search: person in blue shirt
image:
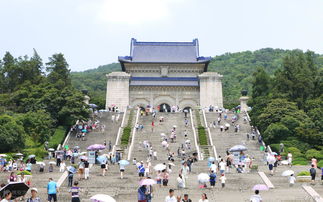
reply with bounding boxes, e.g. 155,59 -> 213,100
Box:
138,161 -> 145,178
137,185 -> 147,202
47,178 -> 58,202
209,170 -> 217,188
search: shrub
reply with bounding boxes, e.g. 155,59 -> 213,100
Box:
121,127 -> 131,145
292,160 -> 308,166
197,125 -> 208,145
318,161 -> 323,168
17,170 -> 32,175
297,171 -> 310,176
48,126 -> 67,149
305,149 -> 321,160
270,144 -> 280,153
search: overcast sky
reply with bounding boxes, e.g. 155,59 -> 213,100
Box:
0,0 -> 322,71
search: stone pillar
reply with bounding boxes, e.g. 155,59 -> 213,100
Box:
198,72 -> 223,108
106,72 -> 130,112
240,96 -> 249,112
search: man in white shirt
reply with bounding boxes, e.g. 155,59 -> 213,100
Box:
210,162 -> 217,173
250,190 -> 262,202
289,174 -> 296,186
219,159 -> 226,174
165,189 -> 177,202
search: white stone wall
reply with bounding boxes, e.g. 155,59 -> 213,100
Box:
106,72 -> 130,112
199,72 -> 223,108
129,86 -> 199,109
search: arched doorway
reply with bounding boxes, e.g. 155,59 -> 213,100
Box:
159,103 -> 171,112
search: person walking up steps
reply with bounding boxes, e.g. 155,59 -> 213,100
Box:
220,173 -> 226,188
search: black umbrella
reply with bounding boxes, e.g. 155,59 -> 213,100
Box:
0,182 -> 29,199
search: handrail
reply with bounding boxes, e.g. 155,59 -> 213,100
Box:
127,107 -> 140,160
112,109 -> 128,154
202,109 -> 218,160
189,109 -> 201,160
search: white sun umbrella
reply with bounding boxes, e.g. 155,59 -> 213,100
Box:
49,161 -> 56,165
282,170 -> 294,177
0,154 -> 7,157
198,173 -> 210,183
36,162 -> 46,166
154,164 -> 167,171
168,162 -> 175,166
229,145 -> 248,152
90,194 -> 116,202
160,133 -> 166,137
173,125 -> 177,128
281,160 -> 289,165
267,155 -> 276,164
225,123 -> 230,127
162,141 -> 168,146
15,153 -> 23,156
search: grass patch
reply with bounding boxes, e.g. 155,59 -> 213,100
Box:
292,160 -> 308,166
198,125 -> 208,145
297,171 -> 310,176
48,126 -> 67,149
121,110 -> 134,146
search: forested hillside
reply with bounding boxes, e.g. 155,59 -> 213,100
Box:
71,48 -> 323,108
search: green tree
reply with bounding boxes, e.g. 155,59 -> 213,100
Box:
251,67 -> 271,99
263,123 -> 290,143
0,114 -> 26,152
46,53 -> 71,88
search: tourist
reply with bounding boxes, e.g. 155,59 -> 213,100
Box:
153,151 -> 157,160
1,190 -> 12,202
268,162 -> 274,176
310,164 -> 316,183
156,170 -> 162,187
101,158 -> 107,176
181,194 -> 192,202
8,172 -> 16,183
219,159 -> 226,174
162,170 -> 169,186
119,161 -> 125,179
78,160 -> 85,180
184,119 -> 189,127
69,181 -> 81,202
26,188 -> 41,202
138,161 -> 145,178
321,167 -> 323,184
289,174 -> 296,187
198,193 -> 209,202
146,183 -> 153,202
39,163 -> 44,173
177,174 -> 185,189
47,178 -> 58,202
220,173 -> 226,188
311,156 -> 317,168
165,189 -> 177,202
137,185 -> 147,202
209,170 -> 216,188
181,162 -> 190,179
49,163 -> 54,172
26,161 -> 32,172
84,160 -> 90,180
287,152 -> 292,167
68,171 -> 74,187
210,162 -> 217,173
59,161 -> 66,172
250,190 -> 262,202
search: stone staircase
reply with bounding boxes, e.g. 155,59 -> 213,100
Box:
205,111 -> 264,165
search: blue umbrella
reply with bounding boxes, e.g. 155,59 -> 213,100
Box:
82,129 -> 87,133
208,157 -> 215,162
96,155 -> 107,164
118,160 -> 129,166
73,153 -> 79,157
67,166 -> 76,173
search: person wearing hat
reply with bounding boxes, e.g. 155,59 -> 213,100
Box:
26,188 -> 41,202
1,190 -> 12,202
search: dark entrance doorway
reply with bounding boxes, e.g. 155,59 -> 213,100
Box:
159,103 -> 171,112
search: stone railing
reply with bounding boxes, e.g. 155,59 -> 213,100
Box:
127,107 -> 140,160
189,109 -> 201,160
202,109 -> 218,160
112,109 -> 128,154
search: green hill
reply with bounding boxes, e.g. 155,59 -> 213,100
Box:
71,48 -> 323,108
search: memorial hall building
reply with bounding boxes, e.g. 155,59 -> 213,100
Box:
105,38 -> 223,112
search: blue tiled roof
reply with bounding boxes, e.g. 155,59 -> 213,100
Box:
129,77 -> 199,87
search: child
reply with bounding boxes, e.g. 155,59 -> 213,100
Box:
220,173 -> 226,188
289,174 -> 296,187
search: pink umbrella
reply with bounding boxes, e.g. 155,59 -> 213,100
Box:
140,179 -> 156,186
87,144 -> 106,151
252,184 -> 269,191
